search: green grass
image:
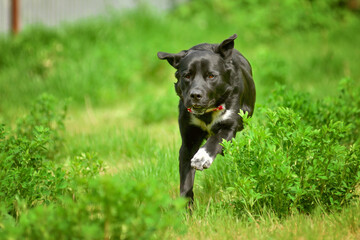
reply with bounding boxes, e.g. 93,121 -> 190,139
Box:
178,203 -> 360,239
1,0 -> 360,239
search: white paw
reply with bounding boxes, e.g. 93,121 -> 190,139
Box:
191,148 -> 214,171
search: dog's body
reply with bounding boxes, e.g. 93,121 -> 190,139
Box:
158,34 -> 256,202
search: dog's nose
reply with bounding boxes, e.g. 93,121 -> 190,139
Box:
190,90 -> 203,101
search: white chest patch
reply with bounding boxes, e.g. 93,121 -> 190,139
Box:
190,108 -> 234,134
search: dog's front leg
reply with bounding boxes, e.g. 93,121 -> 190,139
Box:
179,126 -> 206,203
191,127 -> 236,171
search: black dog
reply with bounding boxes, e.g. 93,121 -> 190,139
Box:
157,34 -> 256,202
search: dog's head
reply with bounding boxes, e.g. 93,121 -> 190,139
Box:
158,34 -> 237,115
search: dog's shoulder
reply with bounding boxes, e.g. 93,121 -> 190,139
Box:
231,49 -> 252,74
230,50 -> 256,117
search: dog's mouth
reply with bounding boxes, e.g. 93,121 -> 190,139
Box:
188,105 -> 207,115
186,99 -> 218,115
187,102 -> 223,115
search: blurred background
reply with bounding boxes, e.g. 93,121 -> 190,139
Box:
0,0 -> 186,33
0,0 -> 359,122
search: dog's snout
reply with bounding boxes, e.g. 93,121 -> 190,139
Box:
190,89 -> 203,101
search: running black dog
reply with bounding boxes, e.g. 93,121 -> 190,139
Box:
157,34 -> 256,202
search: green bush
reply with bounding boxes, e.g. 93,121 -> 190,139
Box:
0,94 -> 186,238
0,94 -> 68,217
0,176 -> 186,240
15,94 -> 67,157
214,81 -> 360,217
269,78 -> 360,144
0,94 -> 104,218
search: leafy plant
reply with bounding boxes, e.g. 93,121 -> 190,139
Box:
15,93 -> 68,158
221,109 -> 359,217
0,176 -> 186,240
269,78 -> 360,145
0,95 -> 68,218
0,93 -> 186,239
209,81 -> 360,217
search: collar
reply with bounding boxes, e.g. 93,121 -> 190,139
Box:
187,104 -> 224,114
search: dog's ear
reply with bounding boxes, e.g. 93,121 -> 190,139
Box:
157,50 -> 187,69
216,34 -> 237,60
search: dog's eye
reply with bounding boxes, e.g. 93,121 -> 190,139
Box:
207,74 -> 215,79
184,73 -> 191,79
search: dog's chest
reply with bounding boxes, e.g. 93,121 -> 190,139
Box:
190,110 -> 232,134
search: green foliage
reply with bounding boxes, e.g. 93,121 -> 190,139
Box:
0,94 -> 103,219
0,176 -> 186,240
0,95 -> 68,217
0,94 -> 186,239
174,0 -> 350,34
269,78 -> 360,144
216,82 -> 360,217
1,0 -> 359,118
136,86 -> 179,124
15,94 -> 67,157
68,152 -> 104,180
255,49 -> 289,85
0,9 -> 175,110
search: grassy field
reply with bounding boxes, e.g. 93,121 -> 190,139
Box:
1,1 -> 360,239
